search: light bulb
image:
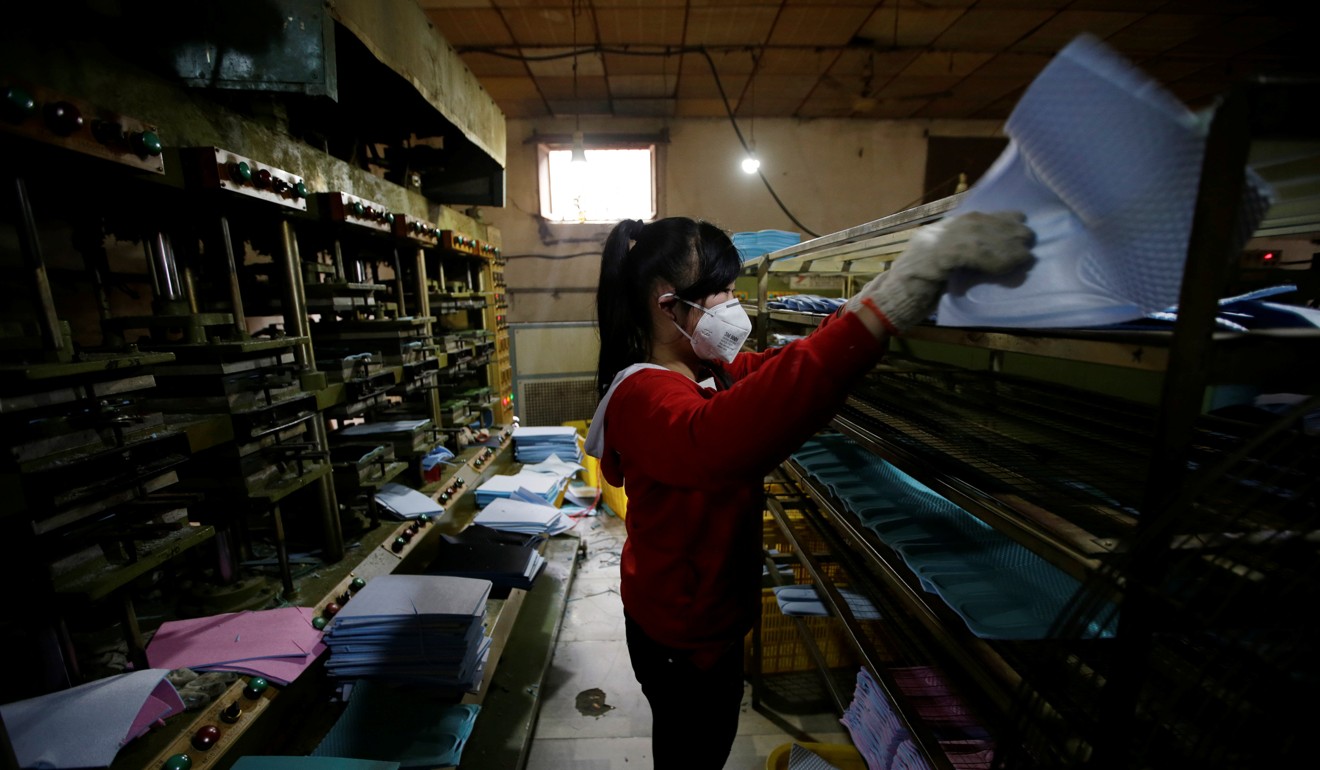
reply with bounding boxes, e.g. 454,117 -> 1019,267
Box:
741,155 -> 760,174
571,131 -> 587,163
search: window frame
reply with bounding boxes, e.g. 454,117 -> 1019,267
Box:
536,138 -> 660,224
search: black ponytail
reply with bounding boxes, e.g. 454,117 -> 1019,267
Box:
595,217 -> 741,398
596,219 -> 647,397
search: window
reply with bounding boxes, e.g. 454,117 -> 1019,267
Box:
538,141 -> 657,223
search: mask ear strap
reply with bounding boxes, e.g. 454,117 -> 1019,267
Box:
660,293 -> 701,317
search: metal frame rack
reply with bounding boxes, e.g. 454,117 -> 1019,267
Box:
742,80 -> 1319,769
0,70 -> 525,770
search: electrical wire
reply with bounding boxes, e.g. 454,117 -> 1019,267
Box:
460,44 -> 820,237
694,47 -> 819,237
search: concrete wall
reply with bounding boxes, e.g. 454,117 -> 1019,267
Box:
479,115 -> 1003,383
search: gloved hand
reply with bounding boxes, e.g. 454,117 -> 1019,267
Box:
847,210 -> 1035,334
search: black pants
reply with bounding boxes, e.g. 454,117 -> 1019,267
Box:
625,614 -> 746,770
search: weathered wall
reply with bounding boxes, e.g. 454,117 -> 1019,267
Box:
483,115 -> 1002,328
477,115 -> 1003,390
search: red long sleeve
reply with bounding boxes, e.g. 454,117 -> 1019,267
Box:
599,311 -> 885,655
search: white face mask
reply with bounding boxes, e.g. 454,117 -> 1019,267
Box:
662,294 -> 753,364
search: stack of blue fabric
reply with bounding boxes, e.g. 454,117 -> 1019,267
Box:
473,494 -> 574,537
766,294 -> 845,313
512,426 -> 581,463
425,524 -> 548,597
312,680 -> 480,769
792,433 -> 1118,640
1127,284 -> 1320,332
374,483 -> 442,520
772,584 -> 881,620
473,471 -> 565,509
321,575 -> 492,695
731,229 -> 801,262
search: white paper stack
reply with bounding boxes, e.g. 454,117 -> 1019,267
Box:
512,425 -> 581,464
375,482 -> 443,520
520,453 -> 585,481
321,575 -> 493,694
473,496 -> 575,536
473,470 -> 565,508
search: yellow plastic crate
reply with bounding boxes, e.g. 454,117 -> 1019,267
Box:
748,588 -> 858,675
570,419 -> 628,520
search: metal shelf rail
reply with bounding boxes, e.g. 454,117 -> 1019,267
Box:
751,79 -> 1320,769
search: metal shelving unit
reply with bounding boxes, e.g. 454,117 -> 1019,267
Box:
747,80 -> 1320,769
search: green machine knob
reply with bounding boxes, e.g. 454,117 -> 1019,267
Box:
293,181 -> 307,199
132,130 -> 162,157
242,676 -> 269,699
228,161 -> 252,184
2,86 -> 36,124
162,754 -> 192,770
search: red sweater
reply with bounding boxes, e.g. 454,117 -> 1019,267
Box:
597,311 -> 886,663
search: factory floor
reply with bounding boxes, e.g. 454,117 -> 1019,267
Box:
524,509 -> 852,770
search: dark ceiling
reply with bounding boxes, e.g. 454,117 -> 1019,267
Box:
417,1 -> 1311,123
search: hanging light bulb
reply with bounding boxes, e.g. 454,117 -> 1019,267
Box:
570,0 -> 587,164
567,1 -> 588,165
571,130 -> 587,164
741,58 -> 760,175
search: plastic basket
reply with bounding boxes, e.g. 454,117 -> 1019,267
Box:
766,741 -> 867,770
761,511 -> 842,587
751,507 -> 864,714
750,588 -> 858,675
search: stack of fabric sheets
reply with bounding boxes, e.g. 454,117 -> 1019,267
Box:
473,469 -> 565,508
0,669 -> 185,769
772,584 -> 881,621
840,666 -> 993,770
791,434 -> 1118,640
311,680 -> 481,769
145,606 -> 327,685
472,494 -> 574,536
731,229 -> 801,262
321,575 -> 493,695
765,294 -> 845,314
511,425 -> 580,463
374,482 -> 443,520
424,524 -> 547,598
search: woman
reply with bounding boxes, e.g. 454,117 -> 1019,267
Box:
585,213 -> 1032,768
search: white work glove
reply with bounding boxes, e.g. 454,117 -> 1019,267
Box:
846,210 -> 1034,333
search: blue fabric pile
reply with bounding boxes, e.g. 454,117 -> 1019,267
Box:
766,295 -> 845,313
792,433 -> 1118,640
731,229 -> 801,262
